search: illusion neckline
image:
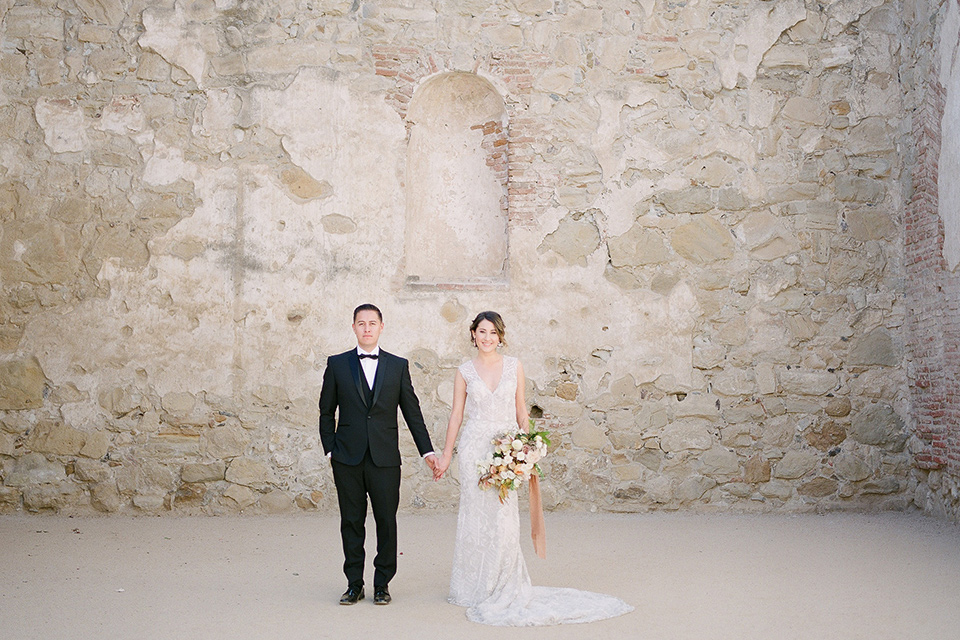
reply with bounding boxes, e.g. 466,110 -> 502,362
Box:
470,357 -> 505,395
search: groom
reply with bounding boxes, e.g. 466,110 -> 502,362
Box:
319,304 -> 436,605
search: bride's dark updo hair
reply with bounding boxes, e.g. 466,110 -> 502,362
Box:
469,311 -> 506,347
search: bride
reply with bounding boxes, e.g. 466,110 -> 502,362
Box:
433,311 -> 633,626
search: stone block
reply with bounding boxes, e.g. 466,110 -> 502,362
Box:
571,424 -> 608,450
672,394 -> 720,419
724,483 -> 754,498
846,208 -> 896,242
778,369 -> 838,396
607,225 -> 671,267
743,455 -> 771,483
88,47 -> 130,77
223,484 -> 258,509
515,0 -> 553,14
676,476 -> 716,502
756,363 -> 777,395
862,477 -> 899,495
116,460 -> 178,496
74,459 -> 112,483
225,457 -> 275,490
295,492 -> 322,510
0,432 -> 15,456
660,420 -> 714,452
635,448 -> 663,471
0,356 -> 46,410
762,45 -> 810,68
26,421 -> 86,456
613,464 -> 642,482
317,214 -> 358,236
833,452 -> 872,481
718,317 -> 748,346
651,50 -> 688,72
9,214 -> 84,281
173,482 -> 206,507
781,97 -> 827,125
0,486 -> 21,507
137,52 -> 170,81
739,211 -> 800,260
804,421 -> 846,451
75,0 -> 127,25
555,382 -> 578,401
259,489 -> 295,513
23,483 -> 81,512
773,450 -> 818,479
835,176 -> 885,203
848,329 -> 898,367
658,187 -> 713,214
77,24 -> 114,44
281,166 -> 332,201
846,117 -> 896,155
850,403 -> 906,452
537,67 -> 575,94
3,8 -> 64,40
539,212 -> 601,266
717,188 -> 749,211
784,200 -> 838,230
699,447 -> 740,477
711,369 -> 757,396
80,431 -> 110,459
132,493 -> 165,512
90,481 -> 121,512
162,391 -> 196,415
181,461 -> 226,483
202,425 -> 250,459
798,476 -> 837,497
670,216 -> 734,264
825,397 -> 852,417
5,453 -> 65,486
759,480 -> 794,500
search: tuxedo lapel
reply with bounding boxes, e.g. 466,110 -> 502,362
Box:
370,354 -> 386,408
347,351 -> 369,407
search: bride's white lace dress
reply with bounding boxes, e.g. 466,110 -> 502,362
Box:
448,356 -> 633,626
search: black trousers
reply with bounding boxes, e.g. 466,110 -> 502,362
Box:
331,450 -> 401,588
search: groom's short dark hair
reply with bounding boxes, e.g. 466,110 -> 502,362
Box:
353,303 -> 382,322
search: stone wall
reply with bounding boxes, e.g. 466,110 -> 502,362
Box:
904,0 -> 960,521
0,0 -> 915,516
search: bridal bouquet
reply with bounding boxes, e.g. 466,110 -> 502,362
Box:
477,421 -> 551,504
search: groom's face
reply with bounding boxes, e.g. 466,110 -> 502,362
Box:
353,310 -> 383,350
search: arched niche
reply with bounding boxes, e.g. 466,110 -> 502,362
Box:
404,72 -> 509,287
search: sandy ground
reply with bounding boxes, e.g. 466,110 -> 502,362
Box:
2,511 -> 958,640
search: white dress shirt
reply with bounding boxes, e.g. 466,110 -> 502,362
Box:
357,345 -> 379,389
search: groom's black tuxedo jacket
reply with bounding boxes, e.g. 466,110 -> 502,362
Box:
318,349 -> 433,467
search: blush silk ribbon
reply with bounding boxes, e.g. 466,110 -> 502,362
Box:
529,474 -> 546,559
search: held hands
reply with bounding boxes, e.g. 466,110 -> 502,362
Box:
432,453 -> 451,481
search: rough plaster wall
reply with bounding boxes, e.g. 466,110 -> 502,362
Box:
0,0 -> 917,516
940,0 -> 960,270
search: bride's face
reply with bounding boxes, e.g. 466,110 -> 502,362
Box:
472,319 -> 500,353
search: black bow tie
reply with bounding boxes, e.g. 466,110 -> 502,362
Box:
359,353 -> 378,360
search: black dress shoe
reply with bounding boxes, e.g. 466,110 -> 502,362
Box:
339,586 -> 364,605
373,585 -> 391,605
